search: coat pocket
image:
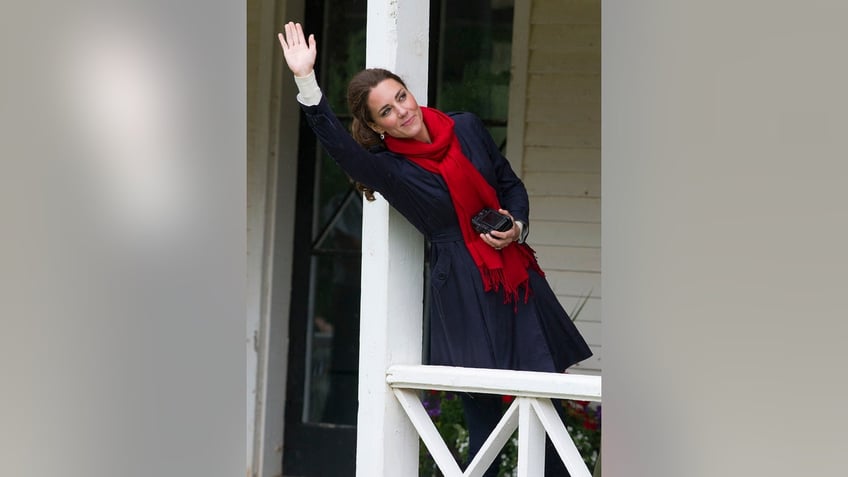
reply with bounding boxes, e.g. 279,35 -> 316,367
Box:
429,252 -> 452,320
429,251 -> 452,291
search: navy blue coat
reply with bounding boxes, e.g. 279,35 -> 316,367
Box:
302,96 -> 592,372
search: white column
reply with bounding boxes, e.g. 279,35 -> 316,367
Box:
517,398 -> 547,477
355,1 -> 430,476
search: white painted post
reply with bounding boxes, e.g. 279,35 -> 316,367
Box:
393,388 -> 463,477
517,398 -> 547,477
531,399 -> 592,477
355,1 -> 430,476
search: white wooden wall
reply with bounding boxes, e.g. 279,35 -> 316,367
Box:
246,0 -> 301,475
511,0 -> 602,374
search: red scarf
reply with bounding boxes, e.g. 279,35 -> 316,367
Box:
385,107 -> 544,304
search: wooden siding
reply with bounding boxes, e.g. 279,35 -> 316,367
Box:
521,0 -> 601,374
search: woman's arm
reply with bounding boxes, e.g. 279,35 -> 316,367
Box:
471,114 -> 531,245
278,22 -> 396,192
300,96 -> 398,192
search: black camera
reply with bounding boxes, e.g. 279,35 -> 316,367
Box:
471,208 -> 513,234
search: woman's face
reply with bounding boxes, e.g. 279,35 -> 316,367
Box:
366,79 -> 428,142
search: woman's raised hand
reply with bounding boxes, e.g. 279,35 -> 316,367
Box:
278,22 -> 317,77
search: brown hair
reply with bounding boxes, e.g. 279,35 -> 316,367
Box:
346,68 -> 408,201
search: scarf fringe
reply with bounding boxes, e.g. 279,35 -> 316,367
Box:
481,266 -> 533,308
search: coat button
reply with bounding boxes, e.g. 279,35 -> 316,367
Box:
438,273 -> 446,280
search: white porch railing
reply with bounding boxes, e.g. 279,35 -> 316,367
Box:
386,365 -> 602,477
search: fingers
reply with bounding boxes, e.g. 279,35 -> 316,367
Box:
496,208 -> 515,227
278,22 -> 318,76
279,22 -> 307,49
486,231 -> 512,246
476,208 -> 520,251
295,22 -> 305,44
289,22 -> 302,45
479,232 -> 511,251
285,22 -> 297,48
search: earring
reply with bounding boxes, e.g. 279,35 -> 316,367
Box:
380,132 -> 385,140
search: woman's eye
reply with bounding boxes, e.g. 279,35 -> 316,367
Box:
399,92 -> 406,101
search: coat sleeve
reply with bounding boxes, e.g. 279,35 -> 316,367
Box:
299,96 -> 397,194
467,113 -> 531,224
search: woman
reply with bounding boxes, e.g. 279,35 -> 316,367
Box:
279,22 -> 592,476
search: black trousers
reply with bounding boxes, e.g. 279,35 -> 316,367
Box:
460,393 -> 571,477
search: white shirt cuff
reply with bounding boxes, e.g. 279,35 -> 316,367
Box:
294,71 -> 323,106
515,220 -> 529,244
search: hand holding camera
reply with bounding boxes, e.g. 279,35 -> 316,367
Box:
473,208 -> 522,251
472,208 -> 514,234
